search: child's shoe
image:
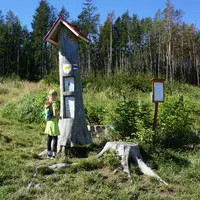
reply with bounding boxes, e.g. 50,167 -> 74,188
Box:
47,151 -> 52,159
51,152 -> 56,159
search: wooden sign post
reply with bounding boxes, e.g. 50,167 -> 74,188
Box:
44,17 -> 92,150
151,78 -> 165,131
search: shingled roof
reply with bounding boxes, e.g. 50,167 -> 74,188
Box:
44,16 -> 89,46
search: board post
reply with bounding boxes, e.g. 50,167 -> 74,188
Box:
153,102 -> 159,131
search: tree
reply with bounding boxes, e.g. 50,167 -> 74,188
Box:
163,0 -> 183,81
59,6 -> 70,21
0,10 -> 6,76
77,0 -> 100,74
32,0 -> 51,79
5,11 -> 22,76
98,19 -> 111,75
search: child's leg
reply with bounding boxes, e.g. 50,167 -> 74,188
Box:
52,136 -> 58,157
47,135 -> 52,156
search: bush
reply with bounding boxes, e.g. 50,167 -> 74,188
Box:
157,97 -> 197,148
106,99 -> 153,144
44,67 -> 59,85
84,103 -> 105,125
1,91 -> 47,123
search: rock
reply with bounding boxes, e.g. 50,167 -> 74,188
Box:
49,163 -> 69,171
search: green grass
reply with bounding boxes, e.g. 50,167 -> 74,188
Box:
0,76 -> 200,199
1,130 -> 199,200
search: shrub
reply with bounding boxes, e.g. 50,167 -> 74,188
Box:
157,96 -> 196,148
84,103 -> 105,124
106,99 -> 153,144
108,99 -> 139,138
83,89 -> 116,125
1,91 -> 47,123
44,67 -> 59,85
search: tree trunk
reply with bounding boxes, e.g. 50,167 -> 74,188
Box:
58,28 -> 92,149
196,57 -> 200,86
17,48 -> 20,76
97,142 -> 168,185
109,23 -> 112,75
87,45 -> 91,74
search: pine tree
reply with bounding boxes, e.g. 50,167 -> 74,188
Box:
0,10 -> 5,76
77,0 -> 100,74
32,0 -> 51,79
59,6 -> 70,21
5,11 -> 22,76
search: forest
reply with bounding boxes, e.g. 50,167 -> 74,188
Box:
0,0 -> 200,85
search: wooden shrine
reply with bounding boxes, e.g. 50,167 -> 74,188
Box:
44,16 -> 92,148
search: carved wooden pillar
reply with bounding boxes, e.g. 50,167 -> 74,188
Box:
44,17 -> 92,149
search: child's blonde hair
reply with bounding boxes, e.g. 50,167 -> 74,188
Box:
49,90 -> 58,96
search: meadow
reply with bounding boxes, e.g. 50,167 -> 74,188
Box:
0,74 -> 200,200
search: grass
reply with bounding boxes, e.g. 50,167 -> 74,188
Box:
0,76 -> 200,199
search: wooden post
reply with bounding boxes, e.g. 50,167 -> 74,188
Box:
44,17 -> 92,150
153,102 -> 159,131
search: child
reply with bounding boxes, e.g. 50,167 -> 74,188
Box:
44,90 -> 61,159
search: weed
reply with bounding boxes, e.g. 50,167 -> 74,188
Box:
66,158 -> 103,173
103,149 -> 121,170
37,165 -> 54,175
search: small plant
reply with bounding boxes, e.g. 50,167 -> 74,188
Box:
0,88 -> 9,94
103,149 -> 121,170
66,158 -> 103,173
37,165 -> 54,175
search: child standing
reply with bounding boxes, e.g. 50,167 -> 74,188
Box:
44,90 -> 61,159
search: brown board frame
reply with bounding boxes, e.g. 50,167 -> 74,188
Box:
151,78 -> 165,103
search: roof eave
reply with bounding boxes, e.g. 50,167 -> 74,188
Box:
44,17 -> 89,44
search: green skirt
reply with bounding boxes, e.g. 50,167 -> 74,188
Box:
44,117 -> 60,136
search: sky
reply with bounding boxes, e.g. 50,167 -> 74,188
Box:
0,0 -> 200,31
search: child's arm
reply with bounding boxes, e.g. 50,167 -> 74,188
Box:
52,103 -> 62,119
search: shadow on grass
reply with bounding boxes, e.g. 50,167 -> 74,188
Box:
159,150 -> 190,167
140,147 -> 190,169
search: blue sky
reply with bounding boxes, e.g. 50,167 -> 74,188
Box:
1,0 -> 200,30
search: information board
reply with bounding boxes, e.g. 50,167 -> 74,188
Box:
153,82 -> 164,102
64,77 -> 74,92
64,96 -> 75,118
